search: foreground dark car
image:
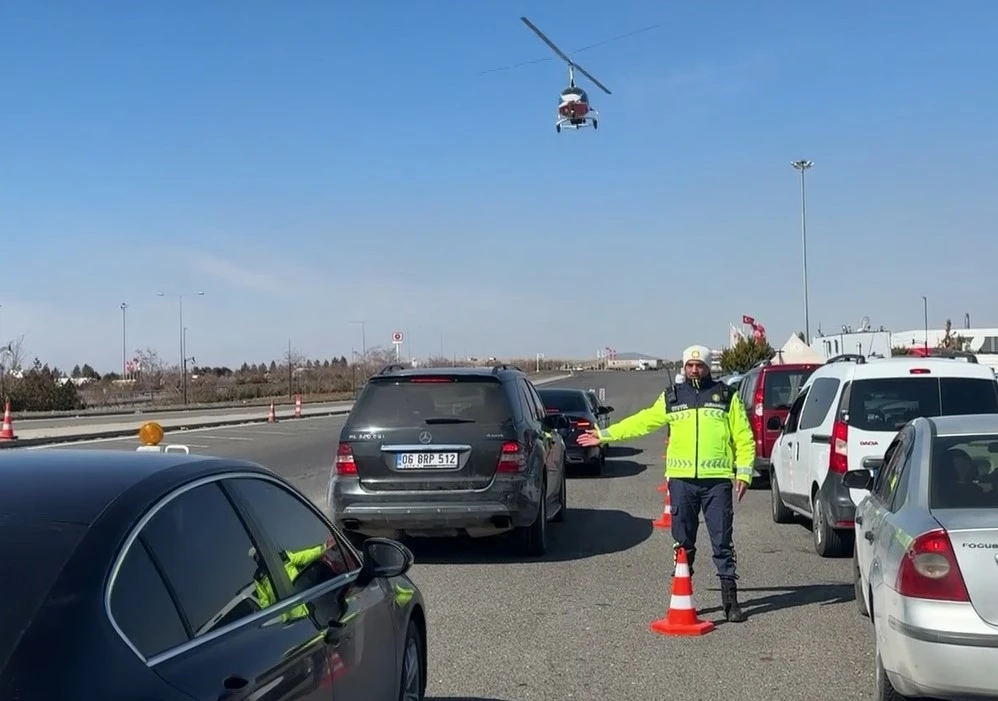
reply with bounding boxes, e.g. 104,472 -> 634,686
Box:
0,449 -> 426,701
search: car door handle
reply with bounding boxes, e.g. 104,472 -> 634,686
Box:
324,619 -> 352,645
863,531 -> 874,543
218,676 -> 250,701
855,515 -> 864,526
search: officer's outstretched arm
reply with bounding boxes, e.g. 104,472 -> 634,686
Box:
596,393 -> 670,443
286,545 -> 325,568
728,393 -> 757,485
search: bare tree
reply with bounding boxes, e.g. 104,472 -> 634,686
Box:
133,347 -> 168,388
2,335 -> 26,373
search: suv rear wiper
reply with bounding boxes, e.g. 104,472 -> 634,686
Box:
424,417 -> 476,424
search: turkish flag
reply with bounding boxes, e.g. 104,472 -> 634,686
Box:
742,315 -> 755,325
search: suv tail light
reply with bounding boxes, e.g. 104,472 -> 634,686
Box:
752,382 -> 764,433
829,420 -> 849,474
496,441 -> 526,473
336,442 -> 358,476
896,529 -> 969,602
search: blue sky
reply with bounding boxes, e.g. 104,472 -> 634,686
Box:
3,1 -> 998,372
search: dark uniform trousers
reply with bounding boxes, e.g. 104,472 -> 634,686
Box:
670,477 -> 737,579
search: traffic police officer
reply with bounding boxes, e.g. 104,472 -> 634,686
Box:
578,344 -> 756,623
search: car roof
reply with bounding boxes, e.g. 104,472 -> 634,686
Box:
536,387 -> 585,395
0,450 -> 251,526
812,356 -> 996,381
371,366 -> 518,379
927,414 -> 998,436
757,363 -> 821,373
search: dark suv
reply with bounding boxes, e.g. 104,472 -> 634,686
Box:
327,364 -> 568,556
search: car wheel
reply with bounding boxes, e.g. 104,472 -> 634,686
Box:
874,642 -> 906,701
854,549 -> 870,617
812,492 -> 851,558
515,482 -> 547,557
399,619 -> 425,701
770,473 -> 795,524
552,468 -> 567,523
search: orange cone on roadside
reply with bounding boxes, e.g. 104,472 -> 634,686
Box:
267,402 -> 278,423
294,393 -> 302,418
652,482 -> 672,529
650,547 -> 715,637
0,401 -> 16,441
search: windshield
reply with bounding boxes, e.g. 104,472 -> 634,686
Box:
763,370 -> 814,409
0,518 -> 86,672
849,377 -> 998,432
537,390 -> 590,414
930,434 -> 998,509
348,377 -> 511,426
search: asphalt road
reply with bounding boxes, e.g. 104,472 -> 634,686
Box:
38,371 -> 875,700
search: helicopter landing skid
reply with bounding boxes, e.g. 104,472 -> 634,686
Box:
555,113 -> 599,133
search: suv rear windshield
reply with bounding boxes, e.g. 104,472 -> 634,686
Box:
763,369 -> 815,409
537,390 -> 589,414
348,376 -> 511,426
929,434 -> 998,509
1,518 -> 86,672
848,377 -> 998,432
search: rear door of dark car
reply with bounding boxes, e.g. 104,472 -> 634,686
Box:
759,366 -> 818,458
343,374 -> 517,491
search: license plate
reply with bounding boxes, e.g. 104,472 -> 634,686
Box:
395,452 -> 459,469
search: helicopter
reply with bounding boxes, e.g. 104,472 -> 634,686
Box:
520,17 -> 612,133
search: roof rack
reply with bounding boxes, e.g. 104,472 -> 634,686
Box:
826,354 -> 867,365
920,349 -> 979,364
377,363 -> 408,375
491,364 -> 523,374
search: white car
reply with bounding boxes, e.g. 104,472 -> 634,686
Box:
770,353 -> 998,556
843,414 -> 998,700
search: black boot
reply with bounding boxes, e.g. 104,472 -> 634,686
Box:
720,579 -> 746,623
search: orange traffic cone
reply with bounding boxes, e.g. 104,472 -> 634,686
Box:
0,401 -> 16,441
657,479 -> 669,493
652,483 -> 672,528
650,547 -> 715,637
267,402 -> 278,423
294,393 -> 302,419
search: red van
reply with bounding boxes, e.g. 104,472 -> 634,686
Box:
737,360 -> 820,480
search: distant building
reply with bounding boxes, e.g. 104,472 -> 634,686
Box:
811,330 -> 893,360
606,351 -> 663,371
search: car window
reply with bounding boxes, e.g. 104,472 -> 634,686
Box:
783,388 -> 809,433
228,478 -> 359,584
348,377 -> 512,427
110,539 -> 190,658
929,434 -> 998,509
740,371 -> 759,408
585,392 -> 600,411
523,380 -> 548,421
1,520 -> 87,670
762,369 -> 815,409
536,390 -> 590,414
139,483 -> 272,638
848,377 -> 998,432
798,377 -> 841,431
873,435 -> 906,505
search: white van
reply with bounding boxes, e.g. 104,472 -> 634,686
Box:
769,353 -> 998,557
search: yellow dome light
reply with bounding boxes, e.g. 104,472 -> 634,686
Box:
138,421 -> 165,446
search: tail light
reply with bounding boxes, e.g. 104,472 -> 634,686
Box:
496,441 -> 526,473
336,442 -> 358,476
571,419 -> 592,429
545,408 -> 560,414
896,529 -> 969,602
752,383 -> 764,433
409,377 -> 454,383
909,368 -> 931,375
829,420 -> 849,474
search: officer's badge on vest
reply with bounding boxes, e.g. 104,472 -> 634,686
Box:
712,394 -> 720,402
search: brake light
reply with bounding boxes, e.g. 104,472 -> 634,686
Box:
336,442 -> 358,476
545,408 -> 560,414
752,383 -> 764,432
496,441 -> 526,473
409,377 -> 454,383
829,420 -> 849,474
571,419 -> 592,428
896,530 -> 969,602
909,368 -> 931,375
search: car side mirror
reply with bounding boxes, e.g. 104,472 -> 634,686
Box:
361,538 -> 413,580
766,416 -> 783,431
842,469 -> 873,491
600,405 -> 614,414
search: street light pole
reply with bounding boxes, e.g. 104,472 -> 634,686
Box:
922,296 -> 929,354
791,159 -> 814,343
120,302 -> 128,378
159,291 -> 204,405
350,320 -> 367,364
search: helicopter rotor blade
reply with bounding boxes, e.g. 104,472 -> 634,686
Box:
573,61 -> 612,95
520,17 -> 574,67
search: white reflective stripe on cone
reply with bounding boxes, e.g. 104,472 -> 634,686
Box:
674,563 -> 690,578
669,594 -> 694,609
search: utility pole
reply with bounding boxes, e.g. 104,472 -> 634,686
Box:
791,159 -> 814,342
350,320 -> 367,365
922,296 -> 929,354
120,302 -> 128,378
287,338 -> 294,400
158,291 -> 204,405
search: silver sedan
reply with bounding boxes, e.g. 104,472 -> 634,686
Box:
843,414 -> 998,701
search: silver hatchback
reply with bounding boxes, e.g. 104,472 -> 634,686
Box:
844,414 -> 998,700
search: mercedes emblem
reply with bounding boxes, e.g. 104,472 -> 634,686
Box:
418,431 -> 432,444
